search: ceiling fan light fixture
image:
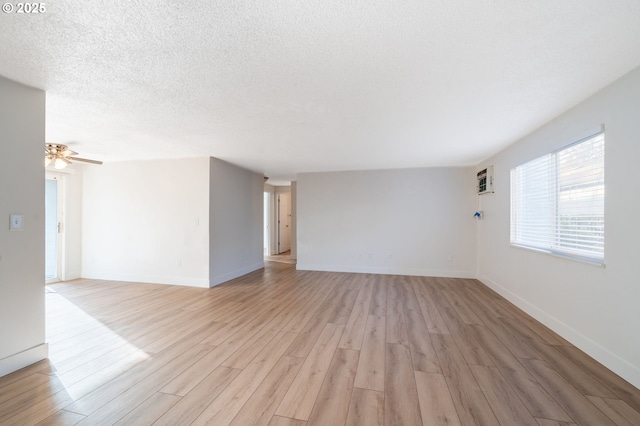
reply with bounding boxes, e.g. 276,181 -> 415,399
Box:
45,143 -> 102,168
54,157 -> 68,169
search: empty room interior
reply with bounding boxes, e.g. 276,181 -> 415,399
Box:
1,1 -> 640,425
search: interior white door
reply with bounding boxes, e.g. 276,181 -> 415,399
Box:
278,193 -> 291,254
45,177 -> 62,282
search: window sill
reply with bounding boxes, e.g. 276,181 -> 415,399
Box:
510,243 -> 605,268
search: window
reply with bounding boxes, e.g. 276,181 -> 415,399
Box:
510,132 -> 605,264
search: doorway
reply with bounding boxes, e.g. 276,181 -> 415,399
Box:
277,192 -> 291,254
45,175 -> 64,283
264,185 -> 295,264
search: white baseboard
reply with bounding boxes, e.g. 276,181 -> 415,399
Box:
477,273 -> 640,390
210,262 -> 265,287
0,343 -> 48,378
80,270 -> 211,288
295,263 -> 476,279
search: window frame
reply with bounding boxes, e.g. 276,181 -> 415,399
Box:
510,131 -> 605,266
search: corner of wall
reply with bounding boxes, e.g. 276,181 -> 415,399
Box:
476,273 -> 640,390
0,343 -> 49,378
0,75 -> 47,376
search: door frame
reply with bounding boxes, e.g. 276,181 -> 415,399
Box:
45,173 -> 66,283
264,191 -> 271,256
276,192 -> 291,254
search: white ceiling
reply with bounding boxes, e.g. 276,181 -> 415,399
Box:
1,1 -> 640,182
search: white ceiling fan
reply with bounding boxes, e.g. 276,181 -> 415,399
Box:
45,143 -> 103,169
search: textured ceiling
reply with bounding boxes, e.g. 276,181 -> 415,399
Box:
1,1 -> 640,182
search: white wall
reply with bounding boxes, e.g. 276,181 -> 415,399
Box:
297,167 -> 477,277
0,76 -> 47,376
209,158 -> 264,286
477,66 -> 640,388
81,158 -> 210,287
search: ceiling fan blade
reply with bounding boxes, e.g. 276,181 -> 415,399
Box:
60,149 -> 79,157
70,157 -> 103,165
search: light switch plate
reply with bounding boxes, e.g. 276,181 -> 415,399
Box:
10,214 -> 23,230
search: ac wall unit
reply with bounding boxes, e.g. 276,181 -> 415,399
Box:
477,166 -> 494,194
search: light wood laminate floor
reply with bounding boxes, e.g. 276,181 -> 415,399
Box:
1,262 -> 639,425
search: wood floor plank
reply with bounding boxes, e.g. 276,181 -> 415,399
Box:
486,315 -> 542,359
285,284 -> 349,358
0,360 -> 54,387
199,296 -> 283,346
60,336 -> 197,415
554,345 -> 640,414
276,323 -> 345,421
190,331 -> 298,426
281,274 -> 338,333
344,388 -> 384,426
534,418 -> 577,426
159,314 -> 275,396
353,315 -> 386,392
404,309 -> 441,373
329,287 -> 359,325
73,344 -> 212,424
221,322 -> 281,369
430,333 -> 499,426
524,335 -> 618,399
307,348 -> 359,426
441,289 -> 484,325
142,318 -> 226,354
368,277 -> 387,316
384,343 -> 422,426
586,396 -> 640,426
451,288 -> 541,361
153,367 -> 240,425
268,415 -> 308,426
229,356 -> 304,426
414,371 -> 461,426
520,357 -> 615,425
411,278 -> 450,334
385,280 -> 409,345
0,372 -> 70,424
496,300 -> 571,347
437,306 -> 494,367
33,409 -> 86,426
112,392 -> 180,425
469,324 -> 573,422
469,364 -> 538,426
0,373 -> 53,405
338,280 -> 374,350
465,285 -> 515,319
397,278 -> 422,313
46,337 -> 139,381
0,383 -> 77,426
0,348 -> 152,425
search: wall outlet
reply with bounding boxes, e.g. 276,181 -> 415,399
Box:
10,214 -> 23,230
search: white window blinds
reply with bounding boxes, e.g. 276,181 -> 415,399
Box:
510,132 -> 605,264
